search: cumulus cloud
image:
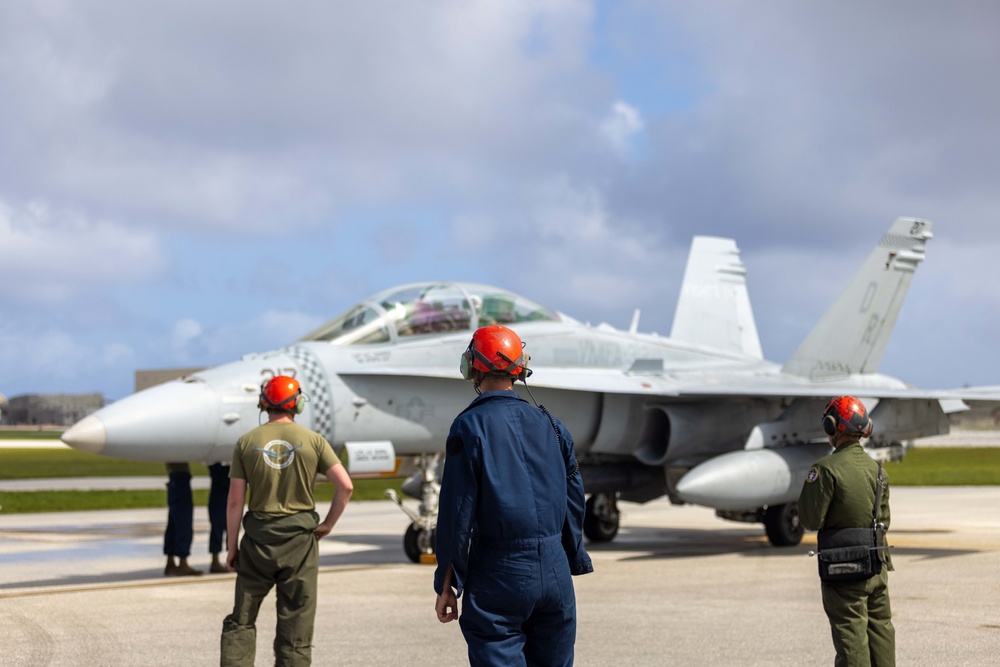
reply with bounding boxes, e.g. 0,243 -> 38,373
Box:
169,318 -> 204,361
0,0 -> 606,231
613,2 -> 1000,246
2,1 -> 999,398
169,310 -> 325,365
0,199 -> 167,303
0,324 -> 135,394
600,101 -> 644,158
451,175 -> 682,332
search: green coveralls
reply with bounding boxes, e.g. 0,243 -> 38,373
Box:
798,441 -> 895,667
220,421 -> 339,667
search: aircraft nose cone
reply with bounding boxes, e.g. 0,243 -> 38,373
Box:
61,415 -> 108,455
62,380 -> 224,462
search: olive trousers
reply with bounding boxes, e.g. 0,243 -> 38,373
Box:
221,511 -> 320,667
821,568 -> 895,667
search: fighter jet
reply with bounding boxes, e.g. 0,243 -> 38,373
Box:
62,217 -> 996,562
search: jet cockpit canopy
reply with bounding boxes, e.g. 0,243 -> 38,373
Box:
299,282 -> 562,345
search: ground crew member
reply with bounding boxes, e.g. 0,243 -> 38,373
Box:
220,375 -> 353,667
799,395 -> 895,667
207,461 -> 231,573
434,325 -> 594,666
163,462 -> 201,576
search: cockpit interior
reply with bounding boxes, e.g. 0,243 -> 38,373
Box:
299,282 -> 562,345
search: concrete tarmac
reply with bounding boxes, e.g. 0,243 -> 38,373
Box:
1,489 -> 999,666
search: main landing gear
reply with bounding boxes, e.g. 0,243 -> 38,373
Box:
716,502 -> 805,547
763,502 -> 803,547
385,453 -> 440,563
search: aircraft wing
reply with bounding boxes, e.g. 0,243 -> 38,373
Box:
341,365 -> 1000,403
341,366 -> 683,396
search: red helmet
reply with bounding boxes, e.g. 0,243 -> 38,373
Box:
259,375 -> 304,413
460,325 -> 528,380
822,395 -> 872,437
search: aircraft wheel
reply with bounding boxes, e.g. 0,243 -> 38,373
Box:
583,493 -> 620,542
764,502 -> 803,547
403,522 -> 436,563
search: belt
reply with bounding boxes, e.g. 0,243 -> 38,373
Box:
475,533 -> 561,551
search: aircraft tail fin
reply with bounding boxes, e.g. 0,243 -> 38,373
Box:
670,236 -> 763,359
782,217 -> 933,379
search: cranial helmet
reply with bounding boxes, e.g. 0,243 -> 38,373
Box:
460,325 -> 529,381
259,375 -> 305,414
822,395 -> 873,438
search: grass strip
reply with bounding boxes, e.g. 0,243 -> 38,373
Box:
0,429 -> 63,440
1,446 -> 997,514
0,479 -> 403,514
5,445 -> 1000,484
884,447 -> 1000,485
0,449 -> 205,479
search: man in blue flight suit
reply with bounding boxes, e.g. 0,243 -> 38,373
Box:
434,325 -> 594,667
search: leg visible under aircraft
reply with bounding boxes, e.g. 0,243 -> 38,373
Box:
583,493 -> 620,542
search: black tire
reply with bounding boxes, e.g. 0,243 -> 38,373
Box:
764,502 -> 804,547
583,493 -> 620,542
403,523 -> 436,563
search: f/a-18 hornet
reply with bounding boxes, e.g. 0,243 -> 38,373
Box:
63,217 -> 993,561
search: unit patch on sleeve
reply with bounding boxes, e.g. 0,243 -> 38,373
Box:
805,466 -> 819,483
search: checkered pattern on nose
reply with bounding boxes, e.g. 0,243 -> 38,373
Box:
285,345 -> 335,442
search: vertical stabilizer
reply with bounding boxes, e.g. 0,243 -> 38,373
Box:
670,236 -> 763,359
782,217 -> 932,379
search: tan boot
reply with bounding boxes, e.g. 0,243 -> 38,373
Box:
167,558 -> 203,577
164,556 -> 179,576
209,553 -> 228,573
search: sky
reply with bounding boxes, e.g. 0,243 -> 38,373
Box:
2,1 -> 999,402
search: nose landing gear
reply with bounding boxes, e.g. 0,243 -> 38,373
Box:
385,453 -> 441,563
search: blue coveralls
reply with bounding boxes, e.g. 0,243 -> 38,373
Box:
434,391 -> 594,667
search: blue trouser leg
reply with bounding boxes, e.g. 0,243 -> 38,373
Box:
164,470 -> 193,558
524,547 -> 575,667
460,539 -> 576,667
208,463 -> 231,554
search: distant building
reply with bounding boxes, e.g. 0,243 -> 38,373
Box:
1,393 -> 105,427
0,368 -> 207,427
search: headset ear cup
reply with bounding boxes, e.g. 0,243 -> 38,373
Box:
863,417 -> 873,437
822,414 -> 838,436
460,339 -> 475,380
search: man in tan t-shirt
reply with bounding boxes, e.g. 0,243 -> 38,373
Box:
220,375 -> 353,667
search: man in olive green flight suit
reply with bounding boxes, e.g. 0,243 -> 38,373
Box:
799,395 -> 894,667
220,376 -> 353,667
